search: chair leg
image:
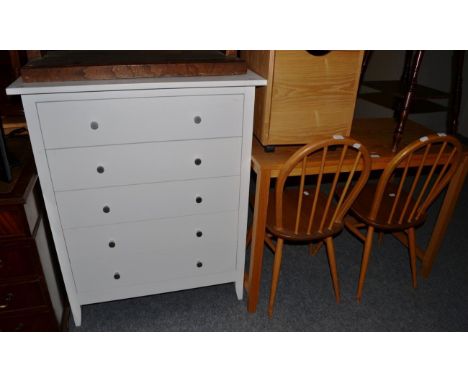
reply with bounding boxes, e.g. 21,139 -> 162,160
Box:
407,227 -> 418,289
378,232 -> 384,247
308,242 -> 323,256
268,238 -> 284,318
324,237 -> 340,303
344,215 -> 367,242
246,226 -> 252,248
357,225 -> 375,303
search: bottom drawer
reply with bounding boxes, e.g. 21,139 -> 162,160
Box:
65,211 -> 239,294
0,310 -> 58,332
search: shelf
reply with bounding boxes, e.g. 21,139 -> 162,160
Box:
362,80 -> 450,99
359,92 -> 448,114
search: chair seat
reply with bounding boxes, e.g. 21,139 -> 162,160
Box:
347,182 -> 427,231
266,187 -> 343,241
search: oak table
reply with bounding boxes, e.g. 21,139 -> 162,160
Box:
246,117 -> 468,313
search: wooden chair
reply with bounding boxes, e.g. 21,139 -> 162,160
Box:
265,136 -> 371,317
343,134 -> 463,302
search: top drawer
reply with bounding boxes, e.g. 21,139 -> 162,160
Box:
37,94 -> 244,149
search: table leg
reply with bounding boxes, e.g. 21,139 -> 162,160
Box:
246,168 -> 271,313
421,155 -> 468,278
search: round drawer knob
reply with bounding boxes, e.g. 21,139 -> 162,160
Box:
196,230 -> 203,237
194,116 -> 202,124
0,258 -> 3,268
114,272 -> 120,280
195,196 -> 203,204
194,158 -> 202,166
108,241 -> 116,248
90,121 -> 99,130
103,205 -> 111,213
196,261 -> 203,268
97,166 -> 105,174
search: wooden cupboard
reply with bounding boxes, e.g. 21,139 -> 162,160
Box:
241,50 -> 364,148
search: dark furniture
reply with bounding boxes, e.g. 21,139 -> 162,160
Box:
0,136 -> 67,331
360,51 -> 465,145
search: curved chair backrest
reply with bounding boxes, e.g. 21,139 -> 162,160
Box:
274,136 -> 371,240
369,134 -> 463,228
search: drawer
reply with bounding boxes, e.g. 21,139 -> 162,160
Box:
65,211 -> 238,294
0,241 -> 40,279
47,137 -> 242,191
0,311 -> 58,331
37,94 -> 244,149
56,176 -> 240,229
0,280 -> 48,314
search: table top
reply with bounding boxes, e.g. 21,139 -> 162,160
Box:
252,118 -> 467,177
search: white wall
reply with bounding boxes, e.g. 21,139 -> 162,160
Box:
355,50 -> 468,137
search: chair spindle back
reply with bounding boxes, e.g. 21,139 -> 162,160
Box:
274,137 -> 371,239
370,134 -> 463,227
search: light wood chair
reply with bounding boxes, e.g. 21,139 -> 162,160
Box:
265,137 -> 371,317
343,134 -> 463,302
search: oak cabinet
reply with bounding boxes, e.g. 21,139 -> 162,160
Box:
241,50 -> 364,147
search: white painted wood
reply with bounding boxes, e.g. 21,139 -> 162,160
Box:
21,95 -> 82,326
65,211 -> 238,294
46,137 -> 242,191
37,94 -> 243,149
35,218 -> 64,322
6,70 -> 267,95
9,73 -> 266,326
78,271 -> 238,305
234,87 -> 257,300
56,176 -> 240,229
23,188 -> 39,233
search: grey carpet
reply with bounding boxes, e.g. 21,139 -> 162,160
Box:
69,181 -> 468,331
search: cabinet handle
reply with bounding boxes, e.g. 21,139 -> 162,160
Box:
0,258 -> 3,269
103,205 -> 111,213
108,241 -> 116,248
114,272 -> 120,280
90,121 -> 99,130
195,196 -> 203,204
196,230 -> 203,237
196,261 -> 203,268
0,292 -> 13,309
97,166 -> 105,174
194,116 -> 202,124
194,158 -> 202,166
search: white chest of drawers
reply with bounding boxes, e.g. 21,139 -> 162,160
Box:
7,72 -> 266,326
